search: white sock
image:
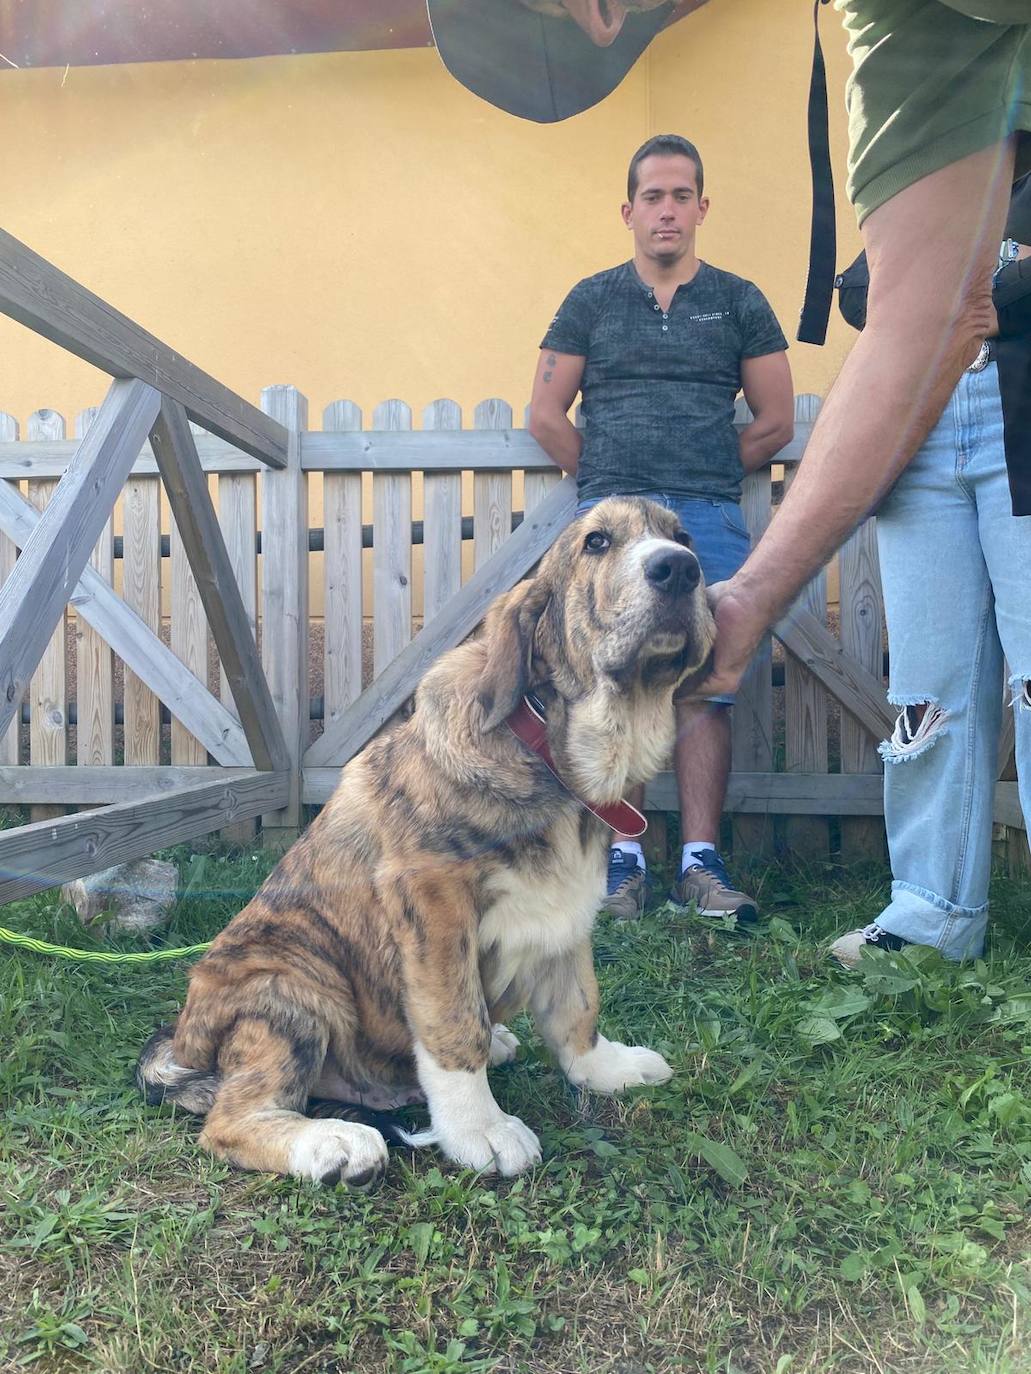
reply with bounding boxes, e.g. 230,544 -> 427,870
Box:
682,842 -> 716,872
614,840 -> 645,872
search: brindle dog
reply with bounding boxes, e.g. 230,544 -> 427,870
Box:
138,497 -> 714,1184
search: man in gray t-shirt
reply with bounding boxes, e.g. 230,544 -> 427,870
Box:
529,134 -> 793,924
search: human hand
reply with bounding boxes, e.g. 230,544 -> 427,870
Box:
689,578 -> 767,700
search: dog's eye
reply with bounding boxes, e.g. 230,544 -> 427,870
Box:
673,530 -> 693,549
583,530 -> 610,554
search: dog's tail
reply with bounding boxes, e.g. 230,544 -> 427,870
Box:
307,1098 -> 423,1149
136,1024 -> 221,1116
137,1029 -> 422,1146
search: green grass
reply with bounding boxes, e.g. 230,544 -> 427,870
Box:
2,849 -> 1031,1373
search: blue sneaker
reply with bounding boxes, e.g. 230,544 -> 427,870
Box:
601,848 -> 650,920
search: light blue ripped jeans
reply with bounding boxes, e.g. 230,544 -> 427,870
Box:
874,361 -> 1031,960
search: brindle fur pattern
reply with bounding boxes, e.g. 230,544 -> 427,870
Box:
137,498 -> 714,1183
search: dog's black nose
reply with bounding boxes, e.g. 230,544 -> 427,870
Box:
643,546 -> 701,595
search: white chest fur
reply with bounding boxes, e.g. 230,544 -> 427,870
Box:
566,684 -> 675,803
477,811 -> 605,1004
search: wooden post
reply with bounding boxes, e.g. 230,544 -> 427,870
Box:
997,691 -> 1030,877
73,407 -> 114,771
28,409 -> 68,821
151,402 -> 288,774
260,385 -> 309,845
217,456 -> 259,842
473,400 -> 514,571
322,400 -> 364,728
422,399 -> 463,623
121,470 -> 162,766
169,446 -> 209,769
0,411 -> 19,771
732,455 -> 775,860
782,399 -> 829,859
839,515 -> 886,861
372,400 -> 413,677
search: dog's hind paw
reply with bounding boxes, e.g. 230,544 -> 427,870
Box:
288,1119 -> 389,1188
441,1113 -> 542,1177
563,1037 -> 673,1095
489,1023 -> 521,1066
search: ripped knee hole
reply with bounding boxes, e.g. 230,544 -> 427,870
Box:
878,700 -> 949,764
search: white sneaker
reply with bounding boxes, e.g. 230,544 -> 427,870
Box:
829,923 -> 909,969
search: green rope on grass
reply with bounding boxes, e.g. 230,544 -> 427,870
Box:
0,924 -> 211,963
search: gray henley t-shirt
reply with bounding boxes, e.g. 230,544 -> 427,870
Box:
540,260 -> 788,504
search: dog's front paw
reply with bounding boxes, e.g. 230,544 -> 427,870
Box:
439,1113 -> 542,1176
287,1119 -> 389,1187
489,1023 -> 521,1066
564,1036 -> 673,1095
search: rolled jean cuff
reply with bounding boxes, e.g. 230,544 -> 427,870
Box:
876,880 -> 989,962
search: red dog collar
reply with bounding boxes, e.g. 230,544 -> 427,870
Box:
505,695 -> 647,839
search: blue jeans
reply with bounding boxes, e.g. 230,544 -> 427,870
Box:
874,363 -> 1031,960
574,492 -> 751,705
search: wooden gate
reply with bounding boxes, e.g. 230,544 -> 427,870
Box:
0,230 -> 292,903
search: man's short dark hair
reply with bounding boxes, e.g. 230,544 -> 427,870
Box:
627,135 -> 704,201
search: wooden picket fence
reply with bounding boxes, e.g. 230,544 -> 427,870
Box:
2,386 -> 1026,876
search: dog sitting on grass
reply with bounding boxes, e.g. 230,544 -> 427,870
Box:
137,496 -> 714,1185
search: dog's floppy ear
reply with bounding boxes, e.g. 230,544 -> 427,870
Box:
478,574 -> 552,731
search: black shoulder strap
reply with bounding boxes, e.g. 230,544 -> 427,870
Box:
797,0 -> 836,345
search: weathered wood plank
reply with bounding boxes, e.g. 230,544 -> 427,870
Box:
0,480 -> 249,765
0,412 -> 19,769
997,706 -> 1016,780
995,683 -> 1025,873
993,781 -> 1027,831
0,227 -> 287,467
524,467 -> 563,514
0,433 -> 264,480
151,400 -> 288,773
422,400 -> 463,622
217,471 -> 258,715
839,514 -> 885,859
474,400 -> 513,572
302,768 -> 1022,825
302,427 -> 545,472
304,474 -> 578,769
372,401 -> 413,676
169,474 -> 208,769
0,765 -> 259,803
300,420 -> 815,473
322,401 -> 364,726
0,769 -> 289,904
216,464 -> 259,841
782,414 -> 830,858
774,606 -> 894,743
0,381 -> 161,745
120,474 -> 162,765
27,411 -> 70,822
0,416 -> 819,482
651,770 -> 883,815
73,407 -> 114,768
732,460 -> 774,859
260,386 -> 310,839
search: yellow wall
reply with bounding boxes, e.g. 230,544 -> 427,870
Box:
0,0 -> 861,431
